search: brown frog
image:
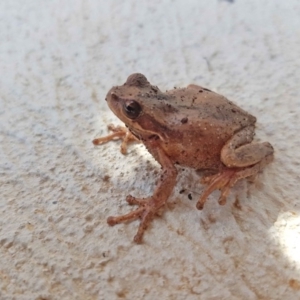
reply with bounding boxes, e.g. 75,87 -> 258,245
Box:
93,73 -> 274,243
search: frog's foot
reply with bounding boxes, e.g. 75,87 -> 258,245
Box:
197,169 -> 238,210
196,155 -> 273,210
107,195 -> 161,243
92,124 -> 139,154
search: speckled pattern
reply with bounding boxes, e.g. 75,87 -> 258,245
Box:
1,1 -> 300,299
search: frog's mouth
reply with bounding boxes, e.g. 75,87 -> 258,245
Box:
127,124 -> 166,142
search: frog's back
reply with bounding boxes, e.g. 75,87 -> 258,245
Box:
166,86 -> 256,132
158,87 -> 257,169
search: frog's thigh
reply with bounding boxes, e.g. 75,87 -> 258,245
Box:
221,126 -> 274,168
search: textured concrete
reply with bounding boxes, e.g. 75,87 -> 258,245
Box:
1,0 -> 300,299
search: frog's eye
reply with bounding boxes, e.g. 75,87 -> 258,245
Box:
123,100 -> 141,119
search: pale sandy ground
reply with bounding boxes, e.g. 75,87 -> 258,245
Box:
1,1 -> 300,299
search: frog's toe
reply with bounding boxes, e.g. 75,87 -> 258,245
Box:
218,185 -> 232,206
107,205 -> 145,225
93,124 -> 139,154
197,169 -> 237,210
126,195 -> 148,206
133,210 -> 155,244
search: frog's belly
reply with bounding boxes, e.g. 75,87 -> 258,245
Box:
162,140 -> 225,170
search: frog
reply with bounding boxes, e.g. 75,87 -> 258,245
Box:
93,73 -> 274,243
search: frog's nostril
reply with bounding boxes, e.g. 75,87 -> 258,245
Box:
111,92 -> 119,101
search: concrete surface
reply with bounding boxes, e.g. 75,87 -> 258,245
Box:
1,0 -> 300,299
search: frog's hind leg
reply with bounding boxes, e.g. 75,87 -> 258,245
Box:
196,157 -> 271,210
220,126 -> 274,168
93,124 -> 139,154
197,126 -> 274,210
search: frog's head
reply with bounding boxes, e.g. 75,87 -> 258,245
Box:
106,73 -> 150,120
105,73 -> 170,141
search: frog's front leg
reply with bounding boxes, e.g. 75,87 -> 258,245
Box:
107,143 -> 178,243
197,126 -> 274,210
93,124 -> 139,154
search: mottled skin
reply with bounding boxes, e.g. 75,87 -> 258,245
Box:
93,73 -> 274,243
